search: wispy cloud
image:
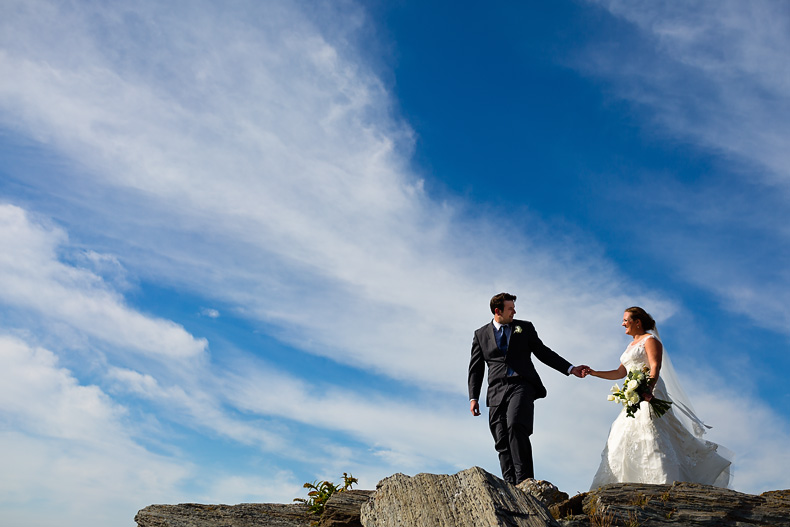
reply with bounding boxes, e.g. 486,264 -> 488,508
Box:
0,205 -> 206,359
0,336 -> 193,526
589,0 -> 790,185
0,0 -> 640,389
200,307 -> 220,318
582,0 -> 790,330
1,1 -> 789,526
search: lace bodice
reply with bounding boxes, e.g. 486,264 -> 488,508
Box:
622,334 -> 661,368
619,335 -> 668,399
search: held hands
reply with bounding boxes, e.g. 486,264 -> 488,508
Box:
571,365 -> 591,378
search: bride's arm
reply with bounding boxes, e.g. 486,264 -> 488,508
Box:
644,337 -> 664,393
587,364 -> 626,380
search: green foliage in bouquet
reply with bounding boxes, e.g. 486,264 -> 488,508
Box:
608,366 -> 672,418
294,472 -> 358,516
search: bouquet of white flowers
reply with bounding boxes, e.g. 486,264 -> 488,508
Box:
608,366 -> 672,418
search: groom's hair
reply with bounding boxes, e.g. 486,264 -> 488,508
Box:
490,293 -> 517,315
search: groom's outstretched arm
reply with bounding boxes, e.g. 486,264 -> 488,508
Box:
522,323 -> 590,378
523,322 -> 574,374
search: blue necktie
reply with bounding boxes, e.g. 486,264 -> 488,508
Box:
501,326 -> 515,376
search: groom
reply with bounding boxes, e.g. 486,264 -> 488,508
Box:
468,293 -> 588,485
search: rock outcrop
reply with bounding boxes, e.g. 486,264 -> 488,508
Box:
318,490 -> 375,527
135,467 -> 790,527
360,466 -> 558,527
556,482 -> 790,527
134,502 -> 312,527
517,478 -> 569,509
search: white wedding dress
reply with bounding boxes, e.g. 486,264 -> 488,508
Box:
590,334 -> 732,489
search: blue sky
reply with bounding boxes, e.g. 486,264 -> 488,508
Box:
1,1 -> 789,525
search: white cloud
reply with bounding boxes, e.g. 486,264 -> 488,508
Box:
0,0 -> 647,393
0,204 -> 207,359
73,249 -> 133,291
589,0 -> 790,185
0,2 -> 788,526
0,336 -> 193,527
105,364 -> 290,454
0,335 -> 123,442
221,360 -> 488,467
685,380 -> 790,493
200,307 -> 220,318
202,473 -> 305,506
582,0 -> 790,331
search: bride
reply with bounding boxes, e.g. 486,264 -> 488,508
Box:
587,307 -> 732,488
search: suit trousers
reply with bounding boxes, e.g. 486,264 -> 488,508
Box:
488,379 -> 535,485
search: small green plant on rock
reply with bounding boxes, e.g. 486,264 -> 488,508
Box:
294,472 -> 358,517
589,504 -> 615,527
630,493 -> 649,508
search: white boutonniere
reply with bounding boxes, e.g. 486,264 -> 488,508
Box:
514,326 -> 522,334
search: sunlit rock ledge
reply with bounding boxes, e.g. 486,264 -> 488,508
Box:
135,466 -> 790,527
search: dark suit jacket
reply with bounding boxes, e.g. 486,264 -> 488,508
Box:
468,319 -> 572,407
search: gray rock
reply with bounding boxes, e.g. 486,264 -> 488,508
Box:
556,482 -> 790,527
134,502 -> 312,527
318,490 -> 375,527
134,469 -> 790,527
360,466 -> 559,527
517,478 -> 570,508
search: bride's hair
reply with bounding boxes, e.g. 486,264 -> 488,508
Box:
625,306 -> 656,332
